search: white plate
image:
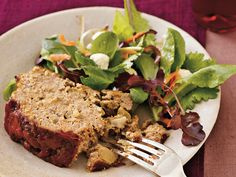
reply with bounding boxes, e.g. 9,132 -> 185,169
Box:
0,7 -> 220,177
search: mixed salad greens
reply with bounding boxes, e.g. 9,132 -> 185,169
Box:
4,0 -> 236,146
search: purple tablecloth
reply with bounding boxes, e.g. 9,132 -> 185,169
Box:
0,0 -> 205,45
0,0 -> 206,176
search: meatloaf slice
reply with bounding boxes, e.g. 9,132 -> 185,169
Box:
4,66 -> 133,167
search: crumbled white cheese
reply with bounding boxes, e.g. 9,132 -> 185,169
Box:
90,53 -> 110,70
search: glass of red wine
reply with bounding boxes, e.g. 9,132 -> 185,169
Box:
192,0 -> 236,33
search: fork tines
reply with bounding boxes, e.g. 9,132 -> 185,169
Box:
113,138 -> 171,171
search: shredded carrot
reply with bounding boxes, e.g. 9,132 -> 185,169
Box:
125,31 -> 146,43
58,34 -> 76,46
164,70 -> 179,84
165,70 -> 181,87
49,54 -> 71,63
120,49 -> 137,59
124,29 -> 157,44
162,70 -> 181,94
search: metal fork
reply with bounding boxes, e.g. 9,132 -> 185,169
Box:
113,138 -> 187,177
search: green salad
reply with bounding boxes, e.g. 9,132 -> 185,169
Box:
4,0 -> 236,146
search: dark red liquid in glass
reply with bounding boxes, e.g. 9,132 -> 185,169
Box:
192,0 -> 236,33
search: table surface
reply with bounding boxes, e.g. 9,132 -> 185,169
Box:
204,30 -> 236,177
185,30 -> 236,177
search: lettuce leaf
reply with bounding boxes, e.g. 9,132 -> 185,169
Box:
44,60 -> 59,72
76,49 -> 128,90
143,33 -> 157,47
41,35 -> 77,59
165,82 -> 196,105
75,51 -> 96,66
124,0 -> 149,32
169,28 -> 186,72
160,29 -> 175,75
113,10 -> 134,41
40,35 -> 78,68
130,87 -> 149,104
80,66 -> 116,90
189,64 -> 236,88
135,54 -> 159,80
80,63 -> 125,90
112,0 -> 150,41
160,28 -> 186,75
165,64 -> 236,105
3,79 -> 16,101
90,31 -> 119,58
109,51 -> 123,67
180,87 -> 219,110
183,52 -> 216,73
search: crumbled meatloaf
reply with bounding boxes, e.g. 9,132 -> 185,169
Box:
4,66 -> 132,168
122,115 -> 142,142
142,121 -> 168,143
87,144 -> 118,171
4,66 -> 168,171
